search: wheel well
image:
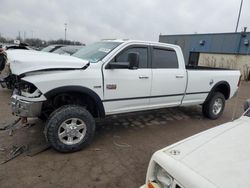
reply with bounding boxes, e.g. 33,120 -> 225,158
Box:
42,87 -> 105,119
210,82 -> 230,100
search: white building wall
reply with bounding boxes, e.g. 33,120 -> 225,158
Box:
198,53 -> 250,80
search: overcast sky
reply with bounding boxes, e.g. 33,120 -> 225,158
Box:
0,0 -> 249,44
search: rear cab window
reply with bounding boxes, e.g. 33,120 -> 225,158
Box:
152,47 -> 179,68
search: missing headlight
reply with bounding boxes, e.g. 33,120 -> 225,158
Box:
18,81 -> 39,95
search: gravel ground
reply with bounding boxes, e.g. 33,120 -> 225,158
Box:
0,82 -> 249,188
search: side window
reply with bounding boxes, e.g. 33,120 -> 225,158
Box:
116,47 -> 148,68
152,48 -> 179,68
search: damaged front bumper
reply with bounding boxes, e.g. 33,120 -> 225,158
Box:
11,94 -> 47,117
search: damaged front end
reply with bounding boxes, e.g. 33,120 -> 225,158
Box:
0,48 -> 7,71
0,49 -> 46,118
11,80 -> 47,118
1,49 -> 89,119
0,49 -> 18,90
0,49 -> 13,89
0,74 -> 18,90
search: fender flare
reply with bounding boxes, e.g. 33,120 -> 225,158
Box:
44,86 -> 105,118
204,81 -> 230,103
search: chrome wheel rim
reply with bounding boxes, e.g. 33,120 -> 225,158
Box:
58,118 -> 87,145
212,98 -> 223,115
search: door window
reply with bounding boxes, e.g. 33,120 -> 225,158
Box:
116,47 -> 148,68
152,48 -> 178,68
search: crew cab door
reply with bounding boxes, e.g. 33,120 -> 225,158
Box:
103,45 -> 151,114
149,46 -> 186,107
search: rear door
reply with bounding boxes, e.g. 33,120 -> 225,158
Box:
149,46 -> 186,107
103,45 -> 152,114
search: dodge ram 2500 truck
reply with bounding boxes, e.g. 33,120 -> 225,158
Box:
0,40 -> 241,152
140,100 -> 250,188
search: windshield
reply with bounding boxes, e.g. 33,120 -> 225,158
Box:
72,42 -> 122,63
53,48 -> 66,54
41,46 -> 55,52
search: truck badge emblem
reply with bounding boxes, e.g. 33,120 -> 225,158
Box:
169,150 -> 180,155
106,84 -> 117,90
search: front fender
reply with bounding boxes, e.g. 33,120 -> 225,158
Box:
44,86 -> 105,118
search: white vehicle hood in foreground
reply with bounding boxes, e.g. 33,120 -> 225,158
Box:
162,116 -> 250,188
7,50 -> 88,75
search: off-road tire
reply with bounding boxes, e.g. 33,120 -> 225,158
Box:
202,92 -> 225,120
45,105 -> 95,153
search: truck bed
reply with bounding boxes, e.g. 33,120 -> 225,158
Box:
181,65 -> 241,106
186,65 -> 234,70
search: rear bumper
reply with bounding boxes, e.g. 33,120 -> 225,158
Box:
11,94 -> 46,117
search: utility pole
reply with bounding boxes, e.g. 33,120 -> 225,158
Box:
18,31 -> 21,40
64,23 -> 67,42
235,0 -> 244,32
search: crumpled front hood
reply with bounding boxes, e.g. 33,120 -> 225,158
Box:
7,50 -> 88,75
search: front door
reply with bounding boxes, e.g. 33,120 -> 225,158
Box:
103,46 -> 152,114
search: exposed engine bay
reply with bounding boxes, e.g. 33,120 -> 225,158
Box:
0,50 -> 17,90
0,49 -> 11,88
0,49 -> 7,71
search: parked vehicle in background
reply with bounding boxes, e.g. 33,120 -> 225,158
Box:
53,45 -> 85,55
140,100 -> 250,188
1,41 -> 34,51
2,39 -> 241,152
41,45 -> 64,52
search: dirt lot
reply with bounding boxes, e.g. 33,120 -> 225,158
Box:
0,82 -> 249,188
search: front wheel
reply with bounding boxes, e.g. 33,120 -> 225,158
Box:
202,92 -> 225,120
45,105 -> 95,153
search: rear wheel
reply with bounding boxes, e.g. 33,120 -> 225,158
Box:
202,92 -> 225,120
45,105 -> 95,153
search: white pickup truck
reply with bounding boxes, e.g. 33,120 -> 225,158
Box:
0,40 -> 241,152
140,100 -> 250,188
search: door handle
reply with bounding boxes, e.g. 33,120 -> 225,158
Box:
139,76 -> 149,79
176,75 -> 184,78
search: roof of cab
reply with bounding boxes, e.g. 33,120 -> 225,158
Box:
101,39 -> 180,48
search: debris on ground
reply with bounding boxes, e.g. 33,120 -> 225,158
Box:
0,142 -> 50,164
0,118 -> 21,131
91,148 -> 102,151
23,123 -> 36,128
26,143 -> 50,157
0,145 -> 27,165
8,129 -> 13,136
113,135 -> 131,148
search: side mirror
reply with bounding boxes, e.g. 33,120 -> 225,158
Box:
128,52 -> 139,69
107,52 -> 139,69
108,62 -> 130,69
244,99 -> 250,112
